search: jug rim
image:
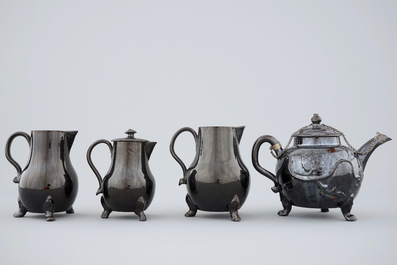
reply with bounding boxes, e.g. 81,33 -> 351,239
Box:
31,130 -> 78,133
198,126 -> 244,129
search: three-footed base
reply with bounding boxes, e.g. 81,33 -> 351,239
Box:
100,195 -> 147,221
184,194 -> 242,222
14,196 -> 74,221
277,193 -> 357,221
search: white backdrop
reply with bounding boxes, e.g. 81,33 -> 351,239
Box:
1,1 -> 396,264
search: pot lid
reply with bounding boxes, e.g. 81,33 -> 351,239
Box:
295,114 -> 341,138
112,129 -> 149,142
291,114 -> 341,148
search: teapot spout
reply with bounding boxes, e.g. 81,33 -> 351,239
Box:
65,131 -> 78,151
234,126 -> 245,144
357,133 -> 391,171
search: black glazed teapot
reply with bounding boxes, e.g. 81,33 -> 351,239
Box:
87,129 -> 156,221
5,130 -> 79,221
252,114 -> 391,221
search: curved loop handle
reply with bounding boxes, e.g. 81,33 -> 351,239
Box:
5,131 -> 31,183
169,127 -> 198,185
252,135 -> 283,192
86,139 -> 113,195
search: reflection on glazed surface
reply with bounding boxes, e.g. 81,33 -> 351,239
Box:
102,142 -> 155,212
252,113 -> 391,221
6,130 -> 78,221
170,126 -> 250,221
87,130 -> 156,221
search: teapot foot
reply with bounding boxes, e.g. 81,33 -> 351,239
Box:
229,195 -> 241,222
44,196 -> 55,221
343,213 -> 357,221
278,194 -> 292,216
184,194 -> 197,217
340,195 -> 357,221
100,196 -> 113,218
13,197 -> 27,218
321,208 -> 329,213
134,196 -> 147,221
278,209 -> 290,216
66,207 -> 74,214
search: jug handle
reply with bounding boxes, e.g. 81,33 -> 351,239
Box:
86,139 -> 113,195
169,127 -> 198,185
5,131 -> 31,183
252,135 -> 283,193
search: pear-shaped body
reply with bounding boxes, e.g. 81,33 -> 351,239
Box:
6,130 -> 79,221
87,130 -> 156,221
170,126 -> 250,221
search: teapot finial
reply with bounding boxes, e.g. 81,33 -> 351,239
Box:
125,129 -> 136,139
311,113 -> 322,125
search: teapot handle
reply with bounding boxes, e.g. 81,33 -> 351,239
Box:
5,131 -> 31,183
86,139 -> 113,195
252,135 -> 283,193
169,127 -> 198,185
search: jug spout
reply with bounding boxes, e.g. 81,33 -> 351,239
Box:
235,126 -> 245,144
357,133 -> 391,171
65,131 -> 78,151
146,141 -> 157,160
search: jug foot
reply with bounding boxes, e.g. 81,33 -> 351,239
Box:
101,210 -> 112,218
44,196 -> 55,221
66,207 -> 74,214
100,196 -> 112,218
134,196 -> 147,221
135,211 -> 146,221
277,194 -> 292,216
13,197 -> 27,218
229,195 -> 241,222
321,208 -> 329,213
184,194 -> 197,217
340,196 -> 357,221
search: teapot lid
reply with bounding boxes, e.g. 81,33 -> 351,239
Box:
112,129 -> 149,143
296,114 -> 341,137
293,114 -> 341,147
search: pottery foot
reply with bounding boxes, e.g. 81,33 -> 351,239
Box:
229,195 -> 241,222
101,210 -> 111,218
340,195 -> 356,221
100,196 -> 112,218
277,209 -> 290,216
185,210 -> 197,217
13,197 -> 27,218
321,208 -> 329,213
136,211 -> 147,221
343,213 -> 357,221
66,207 -> 74,214
184,194 -> 197,217
278,193 -> 292,216
134,196 -> 147,221
44,196 -> 55,221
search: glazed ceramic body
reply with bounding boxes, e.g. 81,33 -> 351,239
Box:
5,130 -> 78,221
252,114 -> 391,221
170,126 -> 250,221
274,145 -> 362,209
87,130 -> 156,221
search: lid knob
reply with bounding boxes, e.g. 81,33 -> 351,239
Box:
125,129 -> 136,139
311,113 -> 322,125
